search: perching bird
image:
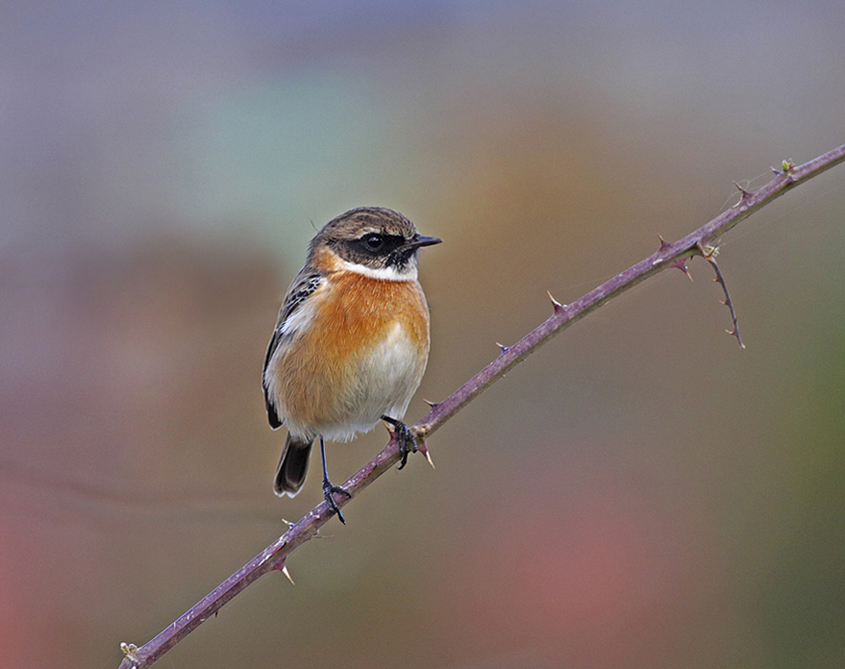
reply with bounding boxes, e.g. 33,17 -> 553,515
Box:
262,207 -> 441,522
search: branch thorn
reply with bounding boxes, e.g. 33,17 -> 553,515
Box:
418,441 -> 436,469
547,290 -> 566,313
733,181 -> 754,209
496,342 -> 511,354
270,557 -> 295,584
671,257 -> 693,280
270,558 -> 295,583
424,451 -> 435,469
423,398 -> 439,408
656,236 -> 689,273
409,426 -> 435,468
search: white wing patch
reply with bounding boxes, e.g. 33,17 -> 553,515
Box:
280,293 -> 319,337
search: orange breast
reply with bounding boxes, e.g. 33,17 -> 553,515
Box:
277,272 -> 430,433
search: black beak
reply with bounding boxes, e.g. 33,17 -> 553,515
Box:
407,234 -> 443,250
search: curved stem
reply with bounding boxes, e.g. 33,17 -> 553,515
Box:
118,144 -> 845,669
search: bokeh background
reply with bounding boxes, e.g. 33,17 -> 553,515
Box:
2,2 -> 845,668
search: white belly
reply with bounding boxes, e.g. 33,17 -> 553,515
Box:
320,321 -> 425,441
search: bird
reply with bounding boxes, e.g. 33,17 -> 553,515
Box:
262,207 -> 441,523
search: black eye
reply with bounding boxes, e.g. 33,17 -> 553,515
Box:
363,234 -> 383,250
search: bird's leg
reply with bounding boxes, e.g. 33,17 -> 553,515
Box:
319,436 -> 350,524
381,415 -> 417,470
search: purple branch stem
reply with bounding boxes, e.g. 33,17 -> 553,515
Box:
119,144 -> 845,669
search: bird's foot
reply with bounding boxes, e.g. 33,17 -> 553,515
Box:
382,416 -> 418,470
322,478 -> 351,524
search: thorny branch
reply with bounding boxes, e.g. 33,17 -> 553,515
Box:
118,144 -> 845,669
697,242 -> 745,349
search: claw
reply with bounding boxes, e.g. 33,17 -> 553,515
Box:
322,480 -> 351,524
381,415 -> 417,469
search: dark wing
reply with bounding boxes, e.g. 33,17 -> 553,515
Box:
262,269 -> 324,429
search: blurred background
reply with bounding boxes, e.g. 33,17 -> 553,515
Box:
2,2 -> 844,668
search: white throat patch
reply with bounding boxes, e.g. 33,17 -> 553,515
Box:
336,258 -> 418,282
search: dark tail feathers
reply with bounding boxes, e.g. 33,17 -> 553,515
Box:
274,434 -> 313,497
